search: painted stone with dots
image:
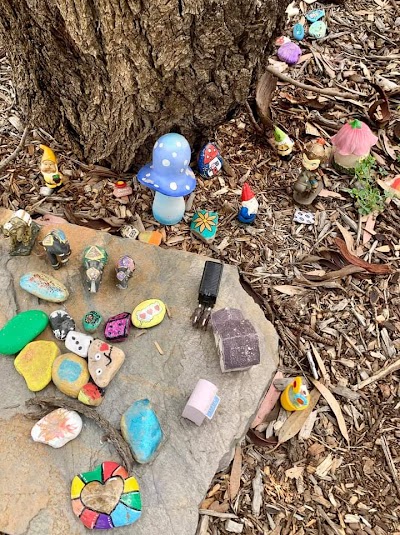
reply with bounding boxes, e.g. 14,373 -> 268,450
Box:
137,132 -> 196,225
88,339 -> 125,388
104,312 -> 131,342
65,330 -> 93,358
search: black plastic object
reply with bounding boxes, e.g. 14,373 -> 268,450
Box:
192,261 -> 223,329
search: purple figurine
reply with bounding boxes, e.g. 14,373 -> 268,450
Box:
116,255 -> 135,290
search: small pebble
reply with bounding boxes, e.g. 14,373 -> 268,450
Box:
293,23 -> 305,41
309,20 -> 327,39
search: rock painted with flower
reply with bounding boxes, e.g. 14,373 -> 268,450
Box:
190,210 -> 218,243
31,408 -> 82,448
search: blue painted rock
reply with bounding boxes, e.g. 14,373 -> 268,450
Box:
131,299 -> 166,329
0,310 -> 48,355
197,143 -> 223,179
88,339 -> 125,388
71,462 -> 141,529
306,8 -> 325,22
31,408 -> 82,448
309,20 -> 327,39
52,353 -> 90,398
293,23 -> 305,41
15,341 -> 60,391
65,330 -> 93,358
82,311 -> 103,333
49,310 -> 75,340
190,210 -> 218,243
121,399 -> 163,463
20,272 -> 69,302
104,313 -> 131,342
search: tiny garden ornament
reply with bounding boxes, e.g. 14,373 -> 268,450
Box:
137,133 -> 196,225
304,137 -> 331,168
83,245 -> 108,293
116,255 -> 135,289
273,126 -> 294,160
238,183 -> 258,224
197,143 -> 223,178
280,376 -> 310,411
277,41 -> 302,65
41,229 -> 71,269
293,152 -> 323,205
39,145 -> 63,196
331,119 -> 378,174
2,209 -> 40,256
190,210 -> 218,243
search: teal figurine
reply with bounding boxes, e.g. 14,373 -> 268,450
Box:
121,399 -> 163,464
293,23 -> 305,41
238,183 -> 258,224
83,245 -> 108,293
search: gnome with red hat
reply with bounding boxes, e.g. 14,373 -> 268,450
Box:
238,183 -> 259,224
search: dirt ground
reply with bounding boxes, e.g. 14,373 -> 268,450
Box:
0,0 -> 399,534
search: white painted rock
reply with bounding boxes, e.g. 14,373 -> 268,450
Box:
65,330 -> 93,358
31,408 -> 82,448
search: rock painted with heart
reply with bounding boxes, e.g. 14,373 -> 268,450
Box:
52,353 -> 90,398
31,408 -> 82,448
14,341 -> 60,391
71,461 -> 142,529
131,299 -> 166,329
88,339 -> 125,388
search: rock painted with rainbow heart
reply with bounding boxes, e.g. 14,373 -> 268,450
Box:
131,299 -> 166,329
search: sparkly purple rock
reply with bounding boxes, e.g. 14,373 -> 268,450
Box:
211,308 -> 260,372
277,42 -> 302,65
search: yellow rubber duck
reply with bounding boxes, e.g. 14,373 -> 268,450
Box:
40,145 -> 63,189
280,377 -> 310,411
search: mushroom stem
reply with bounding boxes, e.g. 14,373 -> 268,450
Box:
152,192 -> 186,225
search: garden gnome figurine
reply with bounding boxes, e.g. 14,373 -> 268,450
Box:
39,145 -> 63,196
273,126 -> 294,160
331,119 -> 378,174
238,183 -> 258,224
304,137 -> 331,168
137,133 -> 196,225
293,153 -> 323,205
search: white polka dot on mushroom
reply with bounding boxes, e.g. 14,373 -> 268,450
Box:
159,143 -> 164,148
170,182 -> 177,190
154,141 -> 158,148
184,160 -> 188,165
185,185 -> 190,190
146,173 -> 151,177
162,159 -> 171,166
180,168 -> 184,173
172,152 -> 177,157
176,141 -> 181,147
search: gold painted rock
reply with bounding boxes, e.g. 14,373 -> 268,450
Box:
131,299 -> 166,329
52,353 -> 90,398
20,272 -> 69,303
87,339 -> 125,388
14,341 -> 60,391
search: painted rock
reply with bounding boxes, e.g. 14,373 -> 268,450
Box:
120,225 -> 139,240
83,311 -> 103,333
0,310 -> 48,355
131,299 -> 166,329
275,36 -> 291,46
293,23 -> 305,41
20,272 -> 69,303
14,341 -> 60,391
190,210 -> 218,243
49,310 -> 75,340
78,381 -> 105,407
88,339 -> 125,388
138,230 -> 162,246
65,330 -> 93,358
309,20 -> 327,39
52,353 -> 90,398
197,143 -> 223,179
121,399 -> 163,463
113,182 -> 133,198
31,408 -> 82,448
71,462 -> 141,529
104,313 -> 131,342
305,8 -> 325,22
277,42 -> 302,65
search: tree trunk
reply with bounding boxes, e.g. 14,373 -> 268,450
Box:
0,0 -> 288,171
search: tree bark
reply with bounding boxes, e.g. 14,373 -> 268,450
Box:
0,0 -> 288,171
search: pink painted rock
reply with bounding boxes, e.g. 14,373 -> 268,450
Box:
88,339 -> 125,388
31,408 -> 82,448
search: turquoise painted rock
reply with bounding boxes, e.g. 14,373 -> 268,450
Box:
0,310 -> 48,355
190,210 -> 218,243
20,272 -> 69,303
293,23 -> 305,41
83,311 -> 103,333
306,8 -> 325,23
52,353 -> 90,398
121,399 -> 163,464
309,21 -> 327,39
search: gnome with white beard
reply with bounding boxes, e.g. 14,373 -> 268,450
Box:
238,183 -> 258,224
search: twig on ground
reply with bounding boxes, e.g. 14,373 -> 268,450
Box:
0,125 -> 29,172
381,435 -> 400,499
353,357 -> 400,390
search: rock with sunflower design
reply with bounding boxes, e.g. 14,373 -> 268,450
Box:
190,210 -> 218,243
31,408 -> 82,448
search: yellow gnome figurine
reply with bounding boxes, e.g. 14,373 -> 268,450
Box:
280,377 -> 310,411
39,145 -> 63,196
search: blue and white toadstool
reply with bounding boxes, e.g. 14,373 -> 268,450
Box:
137,133 -> 196,225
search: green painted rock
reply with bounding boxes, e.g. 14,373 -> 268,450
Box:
0,310 -> 49,355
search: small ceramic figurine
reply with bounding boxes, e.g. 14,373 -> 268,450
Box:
41,229 -> 71,269
39,145 -> 63,196
197,143 -> 223,179
280,376 -> 310,411
293,153 -> 323,205
120,225 -> 139,240
113,180 -> 133,198
273,126 -> 294,160
2,209 -> 40,256
331,119 -> 378,174
116,255 -> 135,289
277,41 -> 302,65
83,245 -> 108,293
238,183 -> 258,224
137,133 -> 196,225
304,137 -> 331,168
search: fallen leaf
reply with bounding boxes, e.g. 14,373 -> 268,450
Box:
255,72 -> 276,127
368,82 -> 391,128
363,213 -> 377,245
336,222 -> 362,257
277,389 -> 321,446
251,371 -> 283,428
229,447 -> 242,501
379,131 -> 397,160
318,189 -> 345,199
334,238 -> 392,274
305,122 -> 321,136
285,466 -> 304,479
294,275 -> 344,289
246,428 -> 278,447
309,379 -> 350,443
273,285 -> 308,296
302,265 -> 365,281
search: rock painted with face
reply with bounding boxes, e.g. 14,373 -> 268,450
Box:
88,339 -> 125,388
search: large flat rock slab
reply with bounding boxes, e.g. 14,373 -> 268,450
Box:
0,208 -> 278,535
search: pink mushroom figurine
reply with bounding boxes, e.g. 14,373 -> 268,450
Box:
331,119 -> 378,174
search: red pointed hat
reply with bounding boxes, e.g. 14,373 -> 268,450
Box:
241,183 -> 255,201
